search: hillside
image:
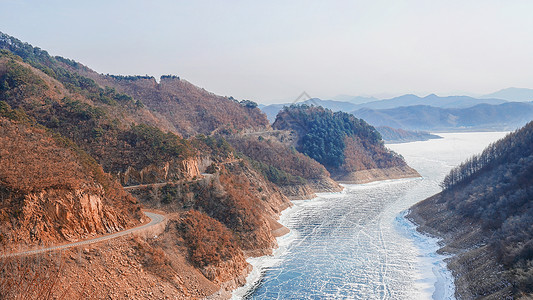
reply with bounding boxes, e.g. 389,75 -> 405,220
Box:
0,107 -> 143,251
226,133 -> 342,199
0,31 -> 296,298
0,32 -> 269,138
408,121 -> 533,298
273,105 -> 419,183
90,74 -> 270,137
352,102 -> 533,132
0,51 -> 205,188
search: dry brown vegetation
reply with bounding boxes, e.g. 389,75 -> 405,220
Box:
71,72 -> 270,137
341,135 -> 406,172
227,135 -> 328,180
177,210 -> 242,271
0,118 -> 86,192
0,252 -> 70,300
0,53 -> 200,187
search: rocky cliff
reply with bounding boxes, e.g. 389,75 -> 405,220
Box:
0,116 -> 142,251
118,157 -> 202,186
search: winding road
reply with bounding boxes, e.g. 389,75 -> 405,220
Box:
1,211 -> 166,258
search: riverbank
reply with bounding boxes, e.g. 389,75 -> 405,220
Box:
230,197 -> 304,299
397,210 -> 455,299
407,199 -> 514,299
334,165 -> 421,184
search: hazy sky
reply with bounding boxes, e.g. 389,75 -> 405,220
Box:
2,0 -> 533,103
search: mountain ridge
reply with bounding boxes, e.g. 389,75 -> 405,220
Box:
482,87 -> 533,102
352,102 -> 533,132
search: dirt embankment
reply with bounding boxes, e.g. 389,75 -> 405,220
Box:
334,165 -> 421,184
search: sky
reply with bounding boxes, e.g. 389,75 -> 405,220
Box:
1,0 -> 533,104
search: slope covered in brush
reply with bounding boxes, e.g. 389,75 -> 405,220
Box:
0,31 -> 271,138
409,121 -> 533,298
0,32 -> 293,297
0,48 -> 201,186
226,134 -> 342,198
93,75 -> 270,137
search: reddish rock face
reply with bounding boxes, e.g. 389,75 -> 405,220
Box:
0,117 -> 142,251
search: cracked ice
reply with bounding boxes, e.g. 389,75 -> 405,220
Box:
234,132 -> 507,300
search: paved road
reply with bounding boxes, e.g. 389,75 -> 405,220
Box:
1,212 -> 166,258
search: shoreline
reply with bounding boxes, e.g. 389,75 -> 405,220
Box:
230,189 -> 346,299
396,210 -> 456,300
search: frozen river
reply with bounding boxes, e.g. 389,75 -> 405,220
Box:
233,132 -> 508,299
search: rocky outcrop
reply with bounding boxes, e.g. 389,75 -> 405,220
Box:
0,117 -> 142,251
12,185 -> 140,247
118,157 -> 203,186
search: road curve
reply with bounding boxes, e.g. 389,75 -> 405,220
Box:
1,211 -> 166,258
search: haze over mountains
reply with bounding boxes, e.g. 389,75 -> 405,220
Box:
260,89 -> 533,133
353,102 -> 533,132
482,87 -> 533,102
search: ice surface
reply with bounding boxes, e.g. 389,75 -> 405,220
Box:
233,132 -> 508,300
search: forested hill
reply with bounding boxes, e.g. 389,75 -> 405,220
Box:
272,105 -> 419,182
409,121 -> 533,298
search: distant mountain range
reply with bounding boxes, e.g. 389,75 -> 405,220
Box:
261,90 -> 533,132
261,94 -> 508,122
352,102 -> 533,132
481,87 -> 533,102
330,94 -> 378,104
350,93 -> 507,110
260,98 -> 360,122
